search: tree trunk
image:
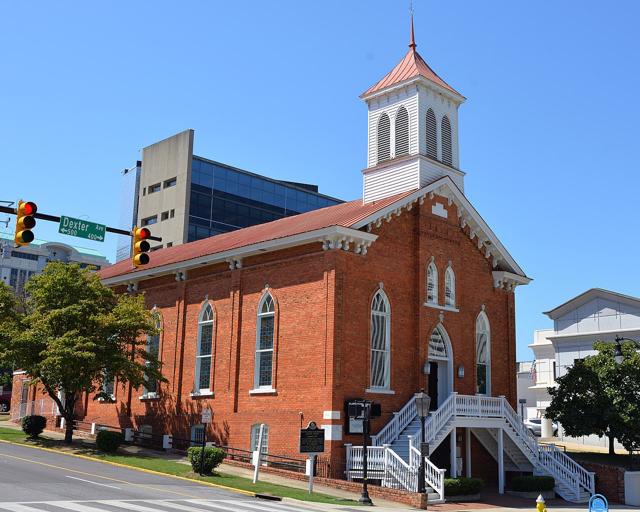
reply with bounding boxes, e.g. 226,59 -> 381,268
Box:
64,416 -> 73,444
609,434 -> 616,455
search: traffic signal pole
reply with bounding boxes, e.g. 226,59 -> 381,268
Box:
0,205 -> 162,242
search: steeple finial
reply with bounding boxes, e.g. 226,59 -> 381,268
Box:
409,2 -> 416,50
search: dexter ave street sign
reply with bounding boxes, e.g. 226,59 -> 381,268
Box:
59,216 -> 106,242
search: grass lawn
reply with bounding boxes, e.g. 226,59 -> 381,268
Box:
0,427 -> 357,506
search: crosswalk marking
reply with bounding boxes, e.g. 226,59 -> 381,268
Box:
0,500 -> 320,512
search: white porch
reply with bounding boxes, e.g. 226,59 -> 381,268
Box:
345,393 -> 594,504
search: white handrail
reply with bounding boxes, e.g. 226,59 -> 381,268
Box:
372,395 -> 416,446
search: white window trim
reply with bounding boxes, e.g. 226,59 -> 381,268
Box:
254,292 -> 275,390
249,387 -> 277,395
476,311 -> 491,396
370,290 -> 391,390
144,313 -> 162,396
423,302 -> 459,313
444,266 -> 456,307
365,388 -> 396,395
195,303 -> 214,394
426,260 -> 438,305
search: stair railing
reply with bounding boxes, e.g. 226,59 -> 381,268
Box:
371,395 -> 416,446
384,445 -> 417,491
410,445 -> 446,502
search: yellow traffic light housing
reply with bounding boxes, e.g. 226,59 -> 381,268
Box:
14,200 -> 37,246
132,227 -> 151,267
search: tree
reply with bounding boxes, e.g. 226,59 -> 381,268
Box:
546,341 -> 640,454
0,262 -> 164,444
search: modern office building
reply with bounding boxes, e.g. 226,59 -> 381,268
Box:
117,130 -> 342,259
0,232 -> 110,294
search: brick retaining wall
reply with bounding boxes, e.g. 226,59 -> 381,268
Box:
580,461 -> 625,503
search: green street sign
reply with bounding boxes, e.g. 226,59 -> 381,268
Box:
58,216 -> 106,242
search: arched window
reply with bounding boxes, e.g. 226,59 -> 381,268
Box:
144,311 -> 162,396
441,115 -> 452,166
444,266 -> 456,307
476,312 -> 491,395
255,292 -> 275,389
250,423 -> 269,455
195,302 -> 214,393
395,106 -> 409,157
377,113 -> 391,163
429,326 -> 449,360
426,260 -> 438,304
426,108 -> 437,159
370,290 -> 391,389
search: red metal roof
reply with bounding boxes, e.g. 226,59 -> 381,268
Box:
362,48 -> 463,99
100,191 -> 414,281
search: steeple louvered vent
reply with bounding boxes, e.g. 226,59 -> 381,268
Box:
395,107 -> 409,157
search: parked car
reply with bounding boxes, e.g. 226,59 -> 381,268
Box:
0,386 -> 11,413
524,418 -> 558,437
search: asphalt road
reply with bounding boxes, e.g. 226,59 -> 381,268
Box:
0,441 -> 328,511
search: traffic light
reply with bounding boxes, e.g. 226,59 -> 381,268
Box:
14,200 -> 37,246
132,227 -> 151,267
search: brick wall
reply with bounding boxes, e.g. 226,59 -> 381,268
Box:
9,193 -> 519,475
580,461 -> 625,503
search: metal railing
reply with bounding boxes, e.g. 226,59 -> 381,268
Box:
10,398 -> 57,421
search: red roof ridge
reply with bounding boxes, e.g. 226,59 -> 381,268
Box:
362,47 -> 463,99
99,191 -> 414,282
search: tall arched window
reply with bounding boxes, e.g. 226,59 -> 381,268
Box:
370,290 -> 391,390
441,115 -> 452,166
444,266 -> 456,307
195,302 -> 214,393
395,106 -> 409,157
144,311 -> 162,396
255,292 -> 275,389
426,261 -> 438,304
377,113 -> 391,163
426,108 -> 437,159
476,312 -> 491,395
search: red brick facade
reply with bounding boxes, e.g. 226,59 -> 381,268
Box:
11,194 -> 519,476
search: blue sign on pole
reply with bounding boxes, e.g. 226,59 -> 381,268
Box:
589,494 -> 608,512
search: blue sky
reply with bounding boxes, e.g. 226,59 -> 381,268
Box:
1,1 -> 638,360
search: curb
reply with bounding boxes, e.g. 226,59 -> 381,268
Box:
0,438 -> 254,497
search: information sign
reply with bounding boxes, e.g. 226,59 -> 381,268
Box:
299,421 -> 325,453
201,408 -> 212,424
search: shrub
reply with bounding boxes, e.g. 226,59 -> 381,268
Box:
21,415 -> 46,438
96,430 -> 123,453
444,477 -> 484,496
511,475 -> 555,492
187,446 -> 226,474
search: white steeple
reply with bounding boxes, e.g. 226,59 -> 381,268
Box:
361,18 -> 466,204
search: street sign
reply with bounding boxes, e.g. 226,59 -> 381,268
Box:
201,408 -> 212,424
58,216 -> 106,242
299,421 -> 325,453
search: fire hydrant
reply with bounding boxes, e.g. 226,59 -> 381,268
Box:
536,494 -> 547,512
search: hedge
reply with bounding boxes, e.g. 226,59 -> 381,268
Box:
444,477 -> 484,496
187,446 -> 226,474
511,475 -> 555,492
21,415 -> 46,438
96,430 -> 124,453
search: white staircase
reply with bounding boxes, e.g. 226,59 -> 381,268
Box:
346,393 -> 595,503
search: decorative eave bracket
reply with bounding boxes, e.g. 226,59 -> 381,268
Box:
492,271 -> 532,291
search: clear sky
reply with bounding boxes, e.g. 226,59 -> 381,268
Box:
1,1 -> 638,360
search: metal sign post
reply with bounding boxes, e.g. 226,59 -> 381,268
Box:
299,421 -> 325,494
199,409 -> 212,476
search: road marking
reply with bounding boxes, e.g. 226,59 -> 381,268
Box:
217,499 -> 304,512
0,503 -> 42,512
152,501 -> 225,511
50,502 -> 114,512
65,475 -> 121,489
0,439 -> 254,496
97,501 -> 161,512
0,451 -> 197,498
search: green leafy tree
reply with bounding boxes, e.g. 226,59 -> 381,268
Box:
0,263 -> 164,444
546,341 -> 640,454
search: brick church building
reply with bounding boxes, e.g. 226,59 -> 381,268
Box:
15,24 -> 598,505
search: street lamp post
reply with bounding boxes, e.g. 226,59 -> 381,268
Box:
414,390 -> 431,494
613,335 -> 640,364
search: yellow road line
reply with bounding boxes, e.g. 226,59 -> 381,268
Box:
0,439 -> 254,497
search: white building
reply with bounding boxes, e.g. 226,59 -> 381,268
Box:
0,232 -> 109,294
519,288 -> 639,449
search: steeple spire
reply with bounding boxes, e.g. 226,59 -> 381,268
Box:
409,10 -> 416,50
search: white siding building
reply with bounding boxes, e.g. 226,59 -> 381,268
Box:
519,288 -> 639,449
